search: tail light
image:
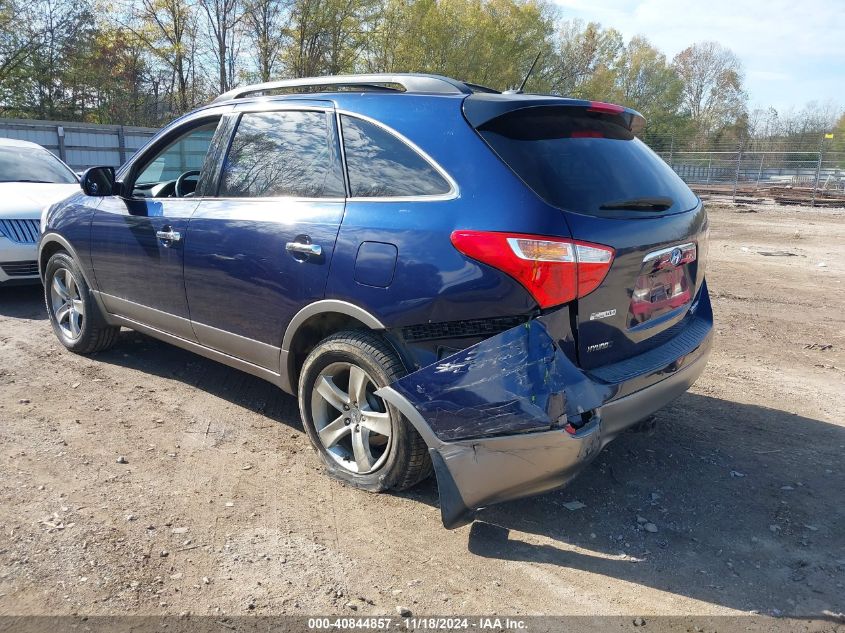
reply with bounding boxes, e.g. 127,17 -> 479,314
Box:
450,230 -> 615,308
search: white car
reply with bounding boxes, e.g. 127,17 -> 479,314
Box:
0,138 -> 80,285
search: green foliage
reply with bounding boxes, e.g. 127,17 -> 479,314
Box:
362,0 -> 557,90
2,0 -> 836,148
671,41 -> 746,144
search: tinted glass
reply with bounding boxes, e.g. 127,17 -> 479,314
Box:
220,110 -> 344,198
136,122 -> 218,185
341,116 -> 451,197
478,107 -> 699,215
0,146 -> 76,184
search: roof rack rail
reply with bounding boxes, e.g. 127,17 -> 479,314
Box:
211,73 -> 498,103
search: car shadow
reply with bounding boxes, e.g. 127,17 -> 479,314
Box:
3,285 -> 842,614
0,284 -> 47,320
464,393 -> 845,616
95,330 -> 302,429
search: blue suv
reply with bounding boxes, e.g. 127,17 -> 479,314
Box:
38,74 -> 712,527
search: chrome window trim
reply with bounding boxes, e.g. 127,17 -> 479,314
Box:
198,196 -> 346,204
216,106 -> 346,200
120,109 -> 231,188
336,109 -> 459,203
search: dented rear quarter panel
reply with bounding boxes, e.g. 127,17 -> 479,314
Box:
389,310 -> 614,442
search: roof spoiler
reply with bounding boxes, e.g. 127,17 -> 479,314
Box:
463,93 -> 646,134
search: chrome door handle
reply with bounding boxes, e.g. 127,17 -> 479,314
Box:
285,241 -> 321,257
156,229 -> 182,243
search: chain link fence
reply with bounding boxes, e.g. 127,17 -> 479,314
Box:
1,117 -> 843,207
643,134 -> 845,207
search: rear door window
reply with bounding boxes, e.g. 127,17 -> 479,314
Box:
477,106 -> 699,215
219,110 -> 345,198
340,115 -> 451,198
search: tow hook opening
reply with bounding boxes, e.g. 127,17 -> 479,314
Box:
564,410 -> 599,436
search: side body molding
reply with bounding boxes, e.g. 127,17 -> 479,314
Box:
281,299 -> 386,351
38,233 -> 86,282
278,299 -> 387,394
38,232 -> 110,320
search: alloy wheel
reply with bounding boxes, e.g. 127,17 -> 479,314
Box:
50,267 -> 85,340
310,362 -> 393,474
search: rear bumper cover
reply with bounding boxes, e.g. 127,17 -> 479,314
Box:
377,284 -> 713,528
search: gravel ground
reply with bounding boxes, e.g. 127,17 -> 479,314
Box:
0,202 -> 843,621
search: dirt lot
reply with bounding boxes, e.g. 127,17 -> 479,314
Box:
0,202 -> 843,621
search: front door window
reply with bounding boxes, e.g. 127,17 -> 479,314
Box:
132,121 -> 219,198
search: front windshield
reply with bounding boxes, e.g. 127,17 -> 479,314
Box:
0,146 -> 77,184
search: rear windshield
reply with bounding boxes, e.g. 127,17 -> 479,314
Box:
477,106 -> 698,215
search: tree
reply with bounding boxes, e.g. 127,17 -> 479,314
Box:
285,0 -> 377,77
128,0 -> 201,114
544,19 -> 622,97
0,0 -> 835,149
0,0 -> 96,119
0,0 -> 44,82
611,36 -> 683,142
242,0 -> 290,82
363,0 -> 557,91
199,0 -> 243,93
78,26 -> 154,124
672,41 -> 746,140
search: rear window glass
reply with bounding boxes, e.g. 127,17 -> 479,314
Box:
477,107 -> 698,215
341,115 -> 451,198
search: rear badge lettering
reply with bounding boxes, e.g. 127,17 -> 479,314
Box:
587,341 -> 612,353
589,309 -> 617,321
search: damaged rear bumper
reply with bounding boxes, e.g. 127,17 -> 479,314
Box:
376,286 -> 713,528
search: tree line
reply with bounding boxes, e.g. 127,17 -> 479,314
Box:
0,0 -> 841,151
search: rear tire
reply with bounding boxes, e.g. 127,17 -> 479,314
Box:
298,330 -> 432,492
44,251 -> 119,354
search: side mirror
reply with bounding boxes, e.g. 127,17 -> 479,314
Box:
80,166 -> 117,197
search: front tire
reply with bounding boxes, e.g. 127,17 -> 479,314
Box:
44,251 -> 119,354
298,330 -> 431,491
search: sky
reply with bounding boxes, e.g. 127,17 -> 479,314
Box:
553,0 -> 845,114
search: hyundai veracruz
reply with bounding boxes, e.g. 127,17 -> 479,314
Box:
38,74 -> 712,527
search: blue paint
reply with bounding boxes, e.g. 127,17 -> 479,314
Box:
183,198 -> 345,346
43,84 -> 713,426
390,317 -> 609,441
354,241 -> 398,288
90,196 -> 199,322
390,282 -> 712,442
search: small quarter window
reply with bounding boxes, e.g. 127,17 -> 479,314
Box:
219,110 -> 345,198
341,115 -> 451,198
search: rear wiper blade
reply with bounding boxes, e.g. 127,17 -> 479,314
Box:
599,197 -> 674,211
4,179 -> 55,183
